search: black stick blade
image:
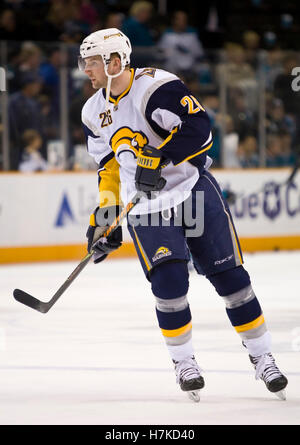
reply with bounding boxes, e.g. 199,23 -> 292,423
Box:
13,289 -> 49,313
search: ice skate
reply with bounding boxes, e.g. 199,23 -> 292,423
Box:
173,356 -> 204,402
249,352 -> 288,400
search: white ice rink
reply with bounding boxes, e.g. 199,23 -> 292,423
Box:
0,251 -> 300,425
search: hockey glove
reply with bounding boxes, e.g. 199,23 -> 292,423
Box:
86,205 -> 123,264
135,145 -> 167,199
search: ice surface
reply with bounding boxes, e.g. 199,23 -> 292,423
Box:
0,251 -> 300,425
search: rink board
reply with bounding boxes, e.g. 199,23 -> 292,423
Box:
0,168 -> 300,263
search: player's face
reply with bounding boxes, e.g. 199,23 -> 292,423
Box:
84,56 -> 107,89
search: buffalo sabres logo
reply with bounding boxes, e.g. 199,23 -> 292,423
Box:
152,246 -> 172,262
110,127 -> 148,159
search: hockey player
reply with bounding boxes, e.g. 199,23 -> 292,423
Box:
79,28 -> 288,402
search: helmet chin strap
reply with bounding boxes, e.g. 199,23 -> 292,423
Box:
105,75 -> 112,112
104,61 -> 125,112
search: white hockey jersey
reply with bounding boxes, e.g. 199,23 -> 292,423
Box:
81,67 -> 212,215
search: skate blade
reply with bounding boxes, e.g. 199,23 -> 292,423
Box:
275,389 -> 286,401
187,390 -> 200,403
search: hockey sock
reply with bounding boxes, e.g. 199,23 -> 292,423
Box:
151,261 -> 194,361
221,284 -> 272,355
223,284 -> 272,356
208,266 -> 270,349
167,338 -> 195,362
155,301 -> 192,348
223,284 -> 267,340
243,331 -> 272,357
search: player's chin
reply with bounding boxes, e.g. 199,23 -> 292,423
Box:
90,79 -> 99,89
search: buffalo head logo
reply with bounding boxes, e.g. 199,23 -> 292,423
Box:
110,127 -> 148,158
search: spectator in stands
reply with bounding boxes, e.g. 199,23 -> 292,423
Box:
60,22 -> 85,45
12,42 -> 43,91
0,8 -> 18,40
157,10 -> 204,79
266,133 -> 283,167
266,131 -> 295,167
69,78 -> 95,150
38,94 -> 60,144
202,94 -> 220,116
228,89 -> 258,140
43,0 -> 94,42
242,30 -> 261,68
61,0 -> 91,38
19,129 -> 48,173
224,43 -> 256,84
218,44 -> 258,125
279,130 -> 295,165
79,0 -> 99,30
202,94 -> 221,164
122,1 -> 157,67
19,42 -> 42,73
43,0 -> 70,41
39,46 -> 61,87
38,45 -> 73,136
122,1 -> 154,47
261,47 -> 283,90
237,133 -> 259,168
8,72 -> 44,170
105,12 -> 124,31
39,46 -> 61,117
222,115 -> 240,168
266,98 -> 296,139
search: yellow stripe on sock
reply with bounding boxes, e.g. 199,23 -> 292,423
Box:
234,314 -> 265,333
161,321 -> 192,338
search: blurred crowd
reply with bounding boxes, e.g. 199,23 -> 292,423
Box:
1,0 -> 300,172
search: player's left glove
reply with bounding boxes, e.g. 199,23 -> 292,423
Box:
135,145 -> 167,199
86,206 -> 123,264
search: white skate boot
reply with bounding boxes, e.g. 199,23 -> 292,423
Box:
249,352 -> 288,400
173,356 -> 204,402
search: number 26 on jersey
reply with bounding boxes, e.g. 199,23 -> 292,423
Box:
180,95 -> 205,114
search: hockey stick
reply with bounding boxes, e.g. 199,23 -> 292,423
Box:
13,193 -> 141,314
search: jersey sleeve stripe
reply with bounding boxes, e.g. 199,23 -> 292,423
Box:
175,142 -> 213,166
156,126 -> 179,150
82,123 -> 100,140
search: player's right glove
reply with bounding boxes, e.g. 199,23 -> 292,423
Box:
86,205 -> 123,264
135,145 -> 167,199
